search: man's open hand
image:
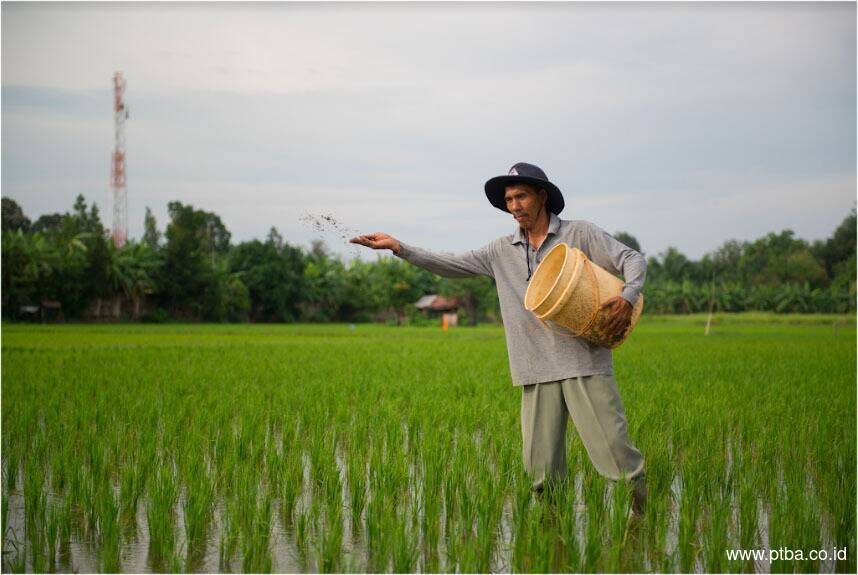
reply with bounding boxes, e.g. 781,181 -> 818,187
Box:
599,296 -> 633,340
349,232 -> 402,254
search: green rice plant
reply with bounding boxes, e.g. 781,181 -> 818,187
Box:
119,452 -> 144,520
278,443 -> 303,532
364,493 -> 390,572
293,504 -> 311,569
241,492 -> 273,573
146,464 -> 178,570
544,475 -> 578,572
645,484 -> 672,573
419,456 -> 442,552
96,482 -> 121,573
605,476 -> 631,572
700,487 -> 731,572
768,488 -> 793,574
218,495 -> 240,571
322,457 -> 342,513
509,469 -> 532,571
581,470 -> 608,572
1,481 -> 8,540
55,495 -> 74,563
48,443 -> 70,496
677,461 -> 702,572
736,471 -> 759,555
181,468 -> 215,557
785,458 -> 823,574
23,455 -> 47,573
473,497 -> 502,572
390,501 -> 418,573
831,458 -> 855,572
264,437 -> 283,498
530,496 -> 559,572
4,451 -> 18,492
315,501 -> 344,572
345,451 -> 367,531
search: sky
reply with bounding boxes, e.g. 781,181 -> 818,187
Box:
2,1 -> 855,262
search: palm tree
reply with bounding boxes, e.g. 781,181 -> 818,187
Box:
104,240 -> 161,319
119,241 -> 161,319
2,230 -> 56,315
2,229 -> 88,319
774,282 -> 813,313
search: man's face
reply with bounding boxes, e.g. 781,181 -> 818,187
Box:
504,184 -> 548,229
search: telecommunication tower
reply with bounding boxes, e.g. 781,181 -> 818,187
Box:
111,72 -> 129,247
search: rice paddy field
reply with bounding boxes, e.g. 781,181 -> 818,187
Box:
1,313 -> 855,573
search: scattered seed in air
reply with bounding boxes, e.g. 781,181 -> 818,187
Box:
299,212 -> 362,258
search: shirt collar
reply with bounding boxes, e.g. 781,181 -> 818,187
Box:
511,211 -> 561,245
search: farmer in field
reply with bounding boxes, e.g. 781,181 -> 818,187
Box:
350,162 -> 647,514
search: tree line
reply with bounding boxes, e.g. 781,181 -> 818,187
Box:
1,195 -> 854,323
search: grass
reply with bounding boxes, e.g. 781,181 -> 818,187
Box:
1,312 -> 855,573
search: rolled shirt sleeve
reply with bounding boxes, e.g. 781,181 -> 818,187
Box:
395,241 -> 495,279
582,222 -> 647,305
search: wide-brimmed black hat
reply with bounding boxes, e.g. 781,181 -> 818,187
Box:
484,162 -> 565,215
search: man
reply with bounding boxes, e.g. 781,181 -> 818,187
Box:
350,162 -> 647,514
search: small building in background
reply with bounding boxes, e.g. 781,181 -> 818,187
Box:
40,300 -> 63,322
414,294 -> 463,327
18,300 -> 63,323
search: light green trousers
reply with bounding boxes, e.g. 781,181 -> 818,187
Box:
521,373 -> 645,495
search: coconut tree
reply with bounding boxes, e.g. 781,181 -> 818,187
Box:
716,282 -> 747,313
774,282 -> 813,313
1,229 -> 88,319
103,239 -> 161,319
1,230 -> 57,316
118,241 -> 161,319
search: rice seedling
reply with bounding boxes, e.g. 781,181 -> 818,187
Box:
146,464 -> 178,571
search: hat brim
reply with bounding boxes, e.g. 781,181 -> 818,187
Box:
484,175 -> 565,215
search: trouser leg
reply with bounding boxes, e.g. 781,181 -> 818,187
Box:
560,373 -> 647,510
520,381 -> 568,493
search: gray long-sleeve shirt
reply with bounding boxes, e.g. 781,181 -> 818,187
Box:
395,211 -> 647,386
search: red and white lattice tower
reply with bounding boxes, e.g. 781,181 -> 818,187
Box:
110,72 -> 128,247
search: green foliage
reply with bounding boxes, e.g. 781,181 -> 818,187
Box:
142,206 -> 161,250
612,231 -> 640,252
300,245 -> 349,322
228,232 -> 305,322
643,210 -> 856,314
1,230 -> 61,316
160,201 -> 229,318
814,206 -> 856,277
740,230 -> 828,288
1,198 -> 31,232
2,196 -> 855,321
202,261 -> 251,323
368,257 -> 436,325
105,240 -> 162,319
30,213 -> 64,235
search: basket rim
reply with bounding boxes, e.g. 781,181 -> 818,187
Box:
540,246 -> 595,321
525,243 -> 572,312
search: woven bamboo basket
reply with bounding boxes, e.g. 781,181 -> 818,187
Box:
523,243 -> 644,349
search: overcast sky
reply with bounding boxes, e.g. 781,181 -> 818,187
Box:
2,1 -> 855,261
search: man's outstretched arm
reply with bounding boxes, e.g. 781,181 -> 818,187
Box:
350,232 -> 494,279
